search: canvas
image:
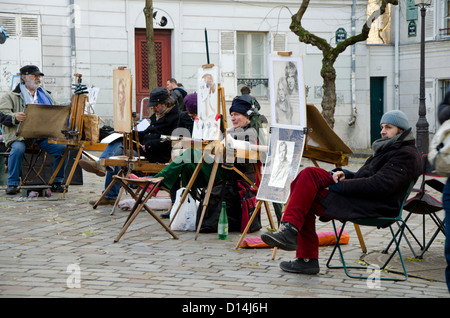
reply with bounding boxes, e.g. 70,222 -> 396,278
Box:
113,68 -> 132,133
16,104 -> 70,139
194,66 -> 220,140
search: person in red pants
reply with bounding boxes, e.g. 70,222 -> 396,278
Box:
261,110 -> 421,274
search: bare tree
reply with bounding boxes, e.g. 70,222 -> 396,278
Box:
143,0 -> 158,91
290,0 -> 398,128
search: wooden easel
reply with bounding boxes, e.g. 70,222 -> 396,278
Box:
48,73 -> 106,198
168,82 -> 273,240
166,80 -> 226,239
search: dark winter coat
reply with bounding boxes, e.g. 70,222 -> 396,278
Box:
177,111 -> 194,135
172,87 -> 187,112
320,128 -> 421,221
139,105 -> 180,163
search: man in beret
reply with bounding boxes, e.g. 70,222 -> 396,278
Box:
261,110 -> 421,275
0,65 -> 68,195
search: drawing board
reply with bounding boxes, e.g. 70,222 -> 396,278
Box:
113,68 -> 132,133
16,104 -> 70,139
194,66 -> 220,140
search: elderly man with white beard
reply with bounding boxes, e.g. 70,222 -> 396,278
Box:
0,65 -> 68,195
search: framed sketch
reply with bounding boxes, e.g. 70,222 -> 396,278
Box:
113,68 -> 132,133
194,66 -> 220,140
269,55 -> 307,130
256,127 -> 305,204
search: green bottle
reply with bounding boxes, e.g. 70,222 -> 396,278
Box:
218,201 -> 228,240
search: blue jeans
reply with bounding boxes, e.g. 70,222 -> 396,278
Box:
442,179 -> 450,293
7,139 -> 68,186
100,139 -> 137,200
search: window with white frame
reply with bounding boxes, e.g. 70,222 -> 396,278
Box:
441,0 -> 450,36
440,79 -> 450,100
236,32 -> 268,98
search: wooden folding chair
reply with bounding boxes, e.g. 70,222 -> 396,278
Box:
111,175 -> 178,242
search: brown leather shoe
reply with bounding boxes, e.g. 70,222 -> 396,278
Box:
89,197 -> 116,206
79,159 -> 106,177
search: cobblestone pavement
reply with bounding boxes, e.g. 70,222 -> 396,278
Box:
0,156 -> 449,301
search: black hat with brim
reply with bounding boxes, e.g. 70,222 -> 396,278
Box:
20,65 -> 44,76
147,87 -> 170,107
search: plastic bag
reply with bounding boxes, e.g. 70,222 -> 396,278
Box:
170,188 -> 198,231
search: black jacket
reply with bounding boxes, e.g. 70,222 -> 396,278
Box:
139,106 -> 180,163
177,111 -> 194,135
172,87 -> 187,112
320,129 -> 421,221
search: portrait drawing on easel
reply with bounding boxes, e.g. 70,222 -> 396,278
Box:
194,66 -> 220,141
113,68 -> 132,133
269,55 -> 306,130
257,127 -> 305,204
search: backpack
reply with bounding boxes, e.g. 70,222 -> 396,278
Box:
237,181 -> 261,233
428,118 -> 450,176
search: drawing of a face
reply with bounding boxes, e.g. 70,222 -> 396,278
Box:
199,74 -> 215,102
285,62 -> 298,94
278,141 -> 287,160
118,78 -> 126,117
277,78 -> 289,112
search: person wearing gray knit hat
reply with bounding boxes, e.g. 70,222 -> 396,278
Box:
380,110 -> 410,131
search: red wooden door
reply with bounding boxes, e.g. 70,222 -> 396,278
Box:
135,28 -> 171,118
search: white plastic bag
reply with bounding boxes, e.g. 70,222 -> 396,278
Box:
169,188 -> 198,231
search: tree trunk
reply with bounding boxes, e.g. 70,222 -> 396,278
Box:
143,0 -> 158,91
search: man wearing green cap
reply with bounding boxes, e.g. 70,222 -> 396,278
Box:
261,109 -> 421,275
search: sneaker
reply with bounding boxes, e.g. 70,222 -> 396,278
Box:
280,258 -> 320,275
79,159 -> 106,177
5,185 -> 19,195
260,222 -> 298,251
50,183 -> 66,193
89,197 -> 116,206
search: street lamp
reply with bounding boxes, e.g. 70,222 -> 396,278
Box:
414,0 -> 432,155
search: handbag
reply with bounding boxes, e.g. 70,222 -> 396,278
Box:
428,118 -> 450,176
82,106 -> 100,142
169,188 -> 198,231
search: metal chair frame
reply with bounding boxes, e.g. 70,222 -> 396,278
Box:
326,181 -> 415,281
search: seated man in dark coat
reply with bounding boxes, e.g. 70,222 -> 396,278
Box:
261,110 -> 421,275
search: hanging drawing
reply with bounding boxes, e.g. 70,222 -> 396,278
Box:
269,55 -> 307,130
256,127 -> 305,204
113,68 -> 132,133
